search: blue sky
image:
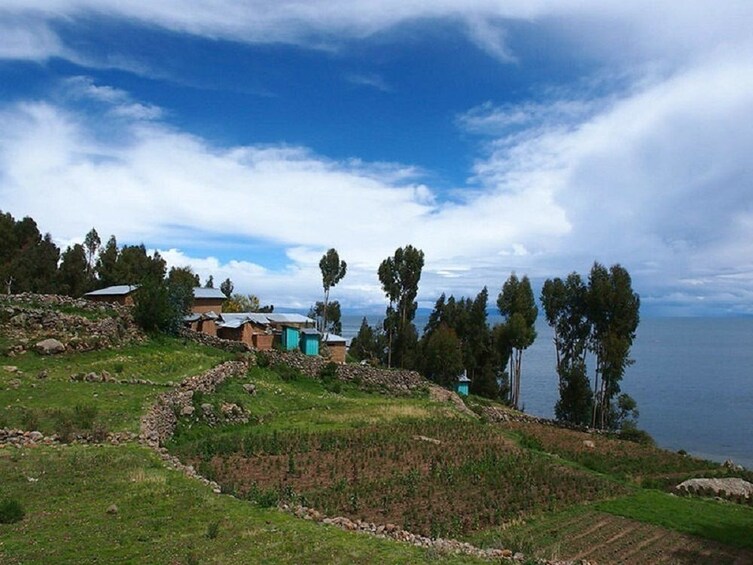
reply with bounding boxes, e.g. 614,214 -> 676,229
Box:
1,2 -> 752,315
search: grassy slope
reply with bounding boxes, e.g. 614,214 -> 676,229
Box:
2,326 -> 752,563
0,337 -> 232,433
0,445 -> 482,565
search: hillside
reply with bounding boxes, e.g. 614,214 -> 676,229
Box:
1,296 -> 752,564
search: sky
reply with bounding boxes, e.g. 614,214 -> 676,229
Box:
1,2 -> 752,316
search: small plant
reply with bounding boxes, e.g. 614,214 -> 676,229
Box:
113,362 -> 125,374
0,498 -> 25,524
20,408 -> 40,432
255,351 -> 270,368
205,520 -> 220,540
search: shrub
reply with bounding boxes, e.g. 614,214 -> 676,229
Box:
205,520 -> 220,540
0,498 -> 25,524
318,361 -> 338,381
255,351 -> 270,368
273,363 -> 301,382
619,427 -> 655,446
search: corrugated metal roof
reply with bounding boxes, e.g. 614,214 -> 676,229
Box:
266,313 -> 314,324
300,328 -> 320,336
85,285 -> 138,296
193,288 -> 227,300
183,314 -> 201,323
322,333 -> 347,344
217,318 -> 245,329
220,312 -> 270,325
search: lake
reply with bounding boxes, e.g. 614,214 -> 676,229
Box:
340,314 -> 753,469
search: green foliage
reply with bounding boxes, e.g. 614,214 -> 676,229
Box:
0,498 -> 25,524
421,324 -> 464,388
378,245 -> 424,369
554,362 -> 593,426
319,248 -> 347,334
348,317 -> 386,364
220,277 -> 234,298
497,273 -> 537,409
0,211 -> 60,294
132,276 -> 193,335
58,243 -> 91,297
310,300 -> 343,335
205,520 -> 220,540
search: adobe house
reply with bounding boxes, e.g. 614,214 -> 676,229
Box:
198,312 -> 219,337
184,313 -> 201,332
192,287 -> 227,314
299,328 -> 320,356
322,333 -> 347,364
216,316 -> 254,346
84,285 -> 138,306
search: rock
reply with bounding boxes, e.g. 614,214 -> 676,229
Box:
677,477 -> 753,498
29,431 -> 44,442
106,504 -> 119,515
2,365 -> 19,373
35,338 -> 66,355
583,440 -> 595,449
8,378 -> 21,390
181,405 -> 195,416
242,383 -> 257,395
37,369 -> 48,379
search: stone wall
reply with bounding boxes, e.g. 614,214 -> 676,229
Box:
258,349 -> 427,395
178,327 -> 251,353
0,293 -> 144,355
139,359 -> 250,449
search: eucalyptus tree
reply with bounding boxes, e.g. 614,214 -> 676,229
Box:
319,248 -> 347,334
541,273 -> 592,425
378,245 -> 424,368
497,273 -> 538,409
587,262 -> 640,429
83,228 -> 101,278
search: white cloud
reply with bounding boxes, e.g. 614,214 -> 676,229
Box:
3,1 -> 751,69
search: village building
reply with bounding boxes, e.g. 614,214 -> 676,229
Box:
299,328 -> 320,356
83,285 -> 138,306
456,370 -> 471,396
191,287 -> 226,314
322,333 -> 348,364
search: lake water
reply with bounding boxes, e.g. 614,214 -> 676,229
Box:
340,314 -> 753,469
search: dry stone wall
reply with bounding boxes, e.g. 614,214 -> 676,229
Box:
0,293 -> 144,355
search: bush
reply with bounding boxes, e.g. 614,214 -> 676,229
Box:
255,351 -> 270,368
318,361 -> 338,381
273,363 -> 301,382
0,498 -> 25,524
619,427 -> 655,446
205,520 -> 220,539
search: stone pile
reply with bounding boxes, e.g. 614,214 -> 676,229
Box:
0,428 -> 137,447
179,328 -> 250,352
284,504 -> 525,561
139,359 -> 250,449
68,371 -> 175,387
0,293 -> 144,355
259,349 -> 426,395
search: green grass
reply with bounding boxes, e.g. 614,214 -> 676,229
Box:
0,444 -> 484,565
0,337 -> 232,433
596,490 -> 753,549
171,365 -> 460,442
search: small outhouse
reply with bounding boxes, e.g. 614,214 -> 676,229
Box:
281,325 -> 301,351
456,370 -> 471,396
299,328 -> 320,356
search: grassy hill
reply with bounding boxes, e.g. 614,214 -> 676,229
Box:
1,301 -> 752,564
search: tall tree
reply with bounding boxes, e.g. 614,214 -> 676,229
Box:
349,317 -> 386,364
114,244 -> 166,285
220,277 -> 234,298
422,324 -> 464,388
168,266 -> 200,288
497,273 -> 538,409
83,228 -> 101,278
378,245 -> 424,368
587,263 -> 640,429
96,235 -> 119,288
58,244 -> 90,297
309,300 -> 343,335
541,273 -> 593,425
204,275 -> 214,288
319,248 -> 347,334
